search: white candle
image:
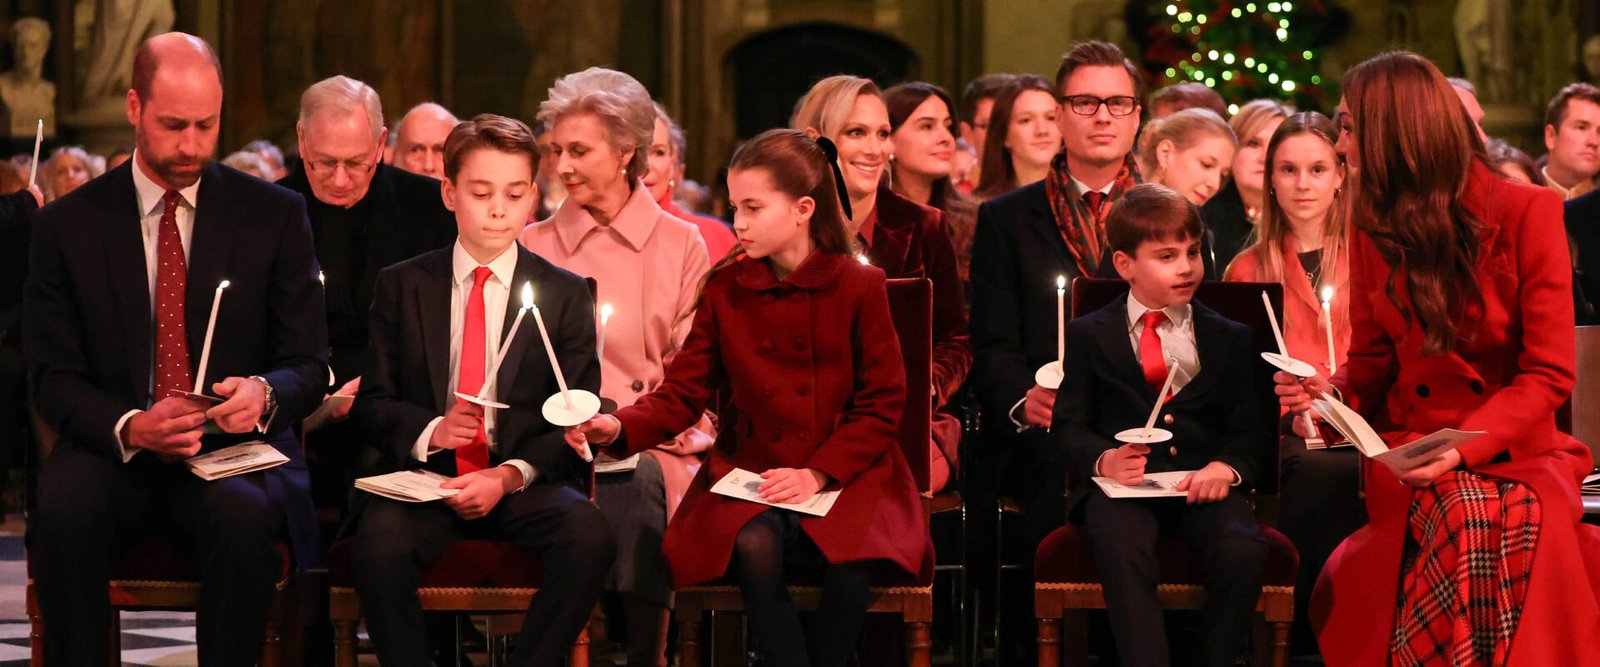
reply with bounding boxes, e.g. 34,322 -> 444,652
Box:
1143,358 -> 1180,430
194,280 -> 230,395
26,119 -> 42,189
530,290 -> 575,409
1261,290 -> 1289,356
596,303 -> 613,362
478,282 -> 532,399
1056,275 -> 1067,366
1321,286 -> 1337,375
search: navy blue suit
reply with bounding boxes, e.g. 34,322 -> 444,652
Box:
25,160 -> 327,666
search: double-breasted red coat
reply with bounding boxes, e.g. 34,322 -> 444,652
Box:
611,251 -> 927,587
1315,163 -> 1600,665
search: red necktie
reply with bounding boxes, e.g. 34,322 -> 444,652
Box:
455,266 -> 492,473
153,190 -> 192,397
1139,310 -> 1169,393
1083,191 -> 1107,218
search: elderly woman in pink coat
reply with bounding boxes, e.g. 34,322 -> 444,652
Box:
520,67 -> 712,667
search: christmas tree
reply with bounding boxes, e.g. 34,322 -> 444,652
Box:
1129,0 -> 1351,113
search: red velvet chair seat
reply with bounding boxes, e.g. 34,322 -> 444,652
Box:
1034,523 -> 1298,587
325,538 -> 544,590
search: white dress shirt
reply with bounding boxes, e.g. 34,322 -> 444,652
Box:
412,241 -> 537,490
111,154 -> 203,462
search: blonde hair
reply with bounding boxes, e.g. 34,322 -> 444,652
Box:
298,75 -> 385,144
1229,99 -> 1294,146
1136,107 -> 1236,177
538,67 -> 656,182
42,146 -> 103,201
790,75 -> 883,140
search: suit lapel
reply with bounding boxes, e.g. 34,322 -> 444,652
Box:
1171,302 -> 1227,405
185,164 -> 236,389
101,166 -> 154,405
361,166 -> 404,307
418,252 -> 453,414
1089,299 -> 1151,399
494,249 -> 541,399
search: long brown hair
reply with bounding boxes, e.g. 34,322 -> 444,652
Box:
884,82 -> 976,219
1343,51 -> 1486,355
723,129 -> 856,271
1229,111 -> 1351,333
974,74 -> 1054,200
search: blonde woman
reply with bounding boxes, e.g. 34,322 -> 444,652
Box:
791,75 -> 970,493
1135,107 -> 1237,207
1202,99 -> 1293,268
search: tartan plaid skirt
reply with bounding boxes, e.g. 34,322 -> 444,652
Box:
1389,471 -> 1541,667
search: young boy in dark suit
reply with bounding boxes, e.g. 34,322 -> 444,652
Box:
348,114 -> 614,667
1051,183 -> 1270,667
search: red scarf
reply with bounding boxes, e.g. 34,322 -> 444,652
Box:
1044,152 -> 1142,276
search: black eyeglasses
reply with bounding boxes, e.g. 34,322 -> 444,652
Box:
1057,95 -> 1139,117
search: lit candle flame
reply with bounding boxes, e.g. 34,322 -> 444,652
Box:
600,303 -> 613,324
318,271 -> 325,286
521,282 -> 534,310
856,254 -> 871,265
1320,285 -> 1333,305
218,279 -> 230,289
1056,275 -> 1066,290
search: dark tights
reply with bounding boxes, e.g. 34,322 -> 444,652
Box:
733,509 -> 874,667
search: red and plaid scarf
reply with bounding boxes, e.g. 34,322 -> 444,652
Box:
1389,471 -> 1540,667
1043,151 -> 1142,276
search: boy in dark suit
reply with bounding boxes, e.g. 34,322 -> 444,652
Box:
1051,183 -> 1269,667
348,114 -> 614,666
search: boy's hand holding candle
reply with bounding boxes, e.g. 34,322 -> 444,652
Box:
1097,442 -> 1150,486
430,400 -> 485,451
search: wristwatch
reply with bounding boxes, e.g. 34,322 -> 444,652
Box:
250,375 -> 278,415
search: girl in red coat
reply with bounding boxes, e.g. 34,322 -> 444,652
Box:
1277,52 -> 1600,666
568,129 -> 927,667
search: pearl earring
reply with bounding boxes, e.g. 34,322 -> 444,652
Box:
669,179 -> 676,188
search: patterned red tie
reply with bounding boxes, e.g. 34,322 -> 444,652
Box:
455,266 -> 492,473
1139,310 -> 1169,393
153,190 -> 193,397
1083,191 -> 1107,218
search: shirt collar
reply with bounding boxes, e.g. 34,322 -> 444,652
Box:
451,240 -> 519,288
1069,175 -> 1115,197
130,150 -> 202,216
551,181 -> 661,253
1542,167 -> 1597,200
1125,292 -> 1192,332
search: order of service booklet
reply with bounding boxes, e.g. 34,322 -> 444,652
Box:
186,442 -> 289,481
709,467 -> 841,517
1310,392 -> 1485,468
355,470 -> 461,503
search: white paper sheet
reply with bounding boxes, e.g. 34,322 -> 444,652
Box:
355,470 -> 461,503
1091,470 -> 1195,498
709,467 -> 841,517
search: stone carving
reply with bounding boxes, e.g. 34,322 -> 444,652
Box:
0,18 -> 55,138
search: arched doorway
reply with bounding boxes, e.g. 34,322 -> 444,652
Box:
726,23 -> 918,139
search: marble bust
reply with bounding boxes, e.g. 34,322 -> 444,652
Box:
0,17 -> 55,138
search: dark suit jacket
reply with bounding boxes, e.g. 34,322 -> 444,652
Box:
1565,189 -> 1600,325
1199,181 -> 1252,273
351,244 -> 600,490
24,160 -> 328,563
0,189 -> 39,340
1050,296 -> 1269,510
279,162 -> 457,384
969,181 -> 1220,424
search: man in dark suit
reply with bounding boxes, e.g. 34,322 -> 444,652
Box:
349,114 -> 614,666
1052,184 -> 1268,667
24,33 -> 327,666
0,185 -> 39,512
1566,188 -> 1600,325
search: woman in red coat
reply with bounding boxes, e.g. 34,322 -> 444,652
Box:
568,129 -> 926,667
1278,52 -> 1600,666
791,75 -> 971,493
